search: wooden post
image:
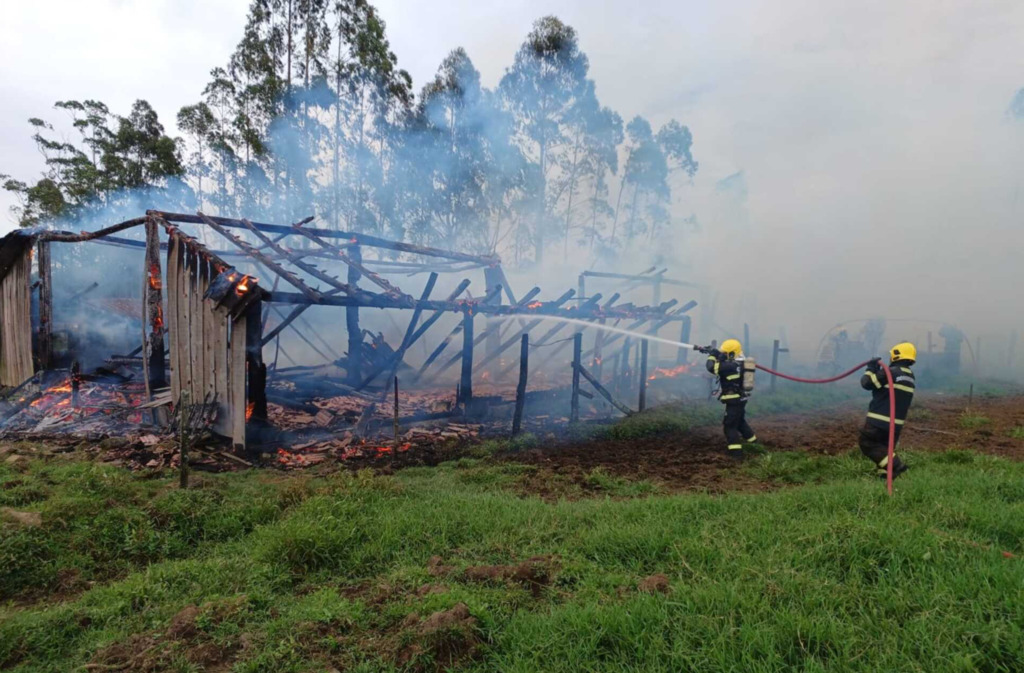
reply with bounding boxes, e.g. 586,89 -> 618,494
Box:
459,310 -> 474,407
570,332 -> 582,422
592,319 -> 606,381
246,302 -> 267,422
512,334 -> 528,436
771,339 -> 781,392
578,274 -> 585,308
143,218 -> 167,396
230,316 -> 247,454
393,376 -> 400,453
651,278 -> 662,363
36,240 -> 52,371
70,361 -> 80,408
179,391 -> 190,489
346,244 -> 362,385
619,338 -> 632,395
639,339 -> 649,412
676,316 -> 692,366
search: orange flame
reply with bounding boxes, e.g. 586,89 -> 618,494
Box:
245,402 -> 254,421
526,301 -> 542,309
648,363 -> 694,381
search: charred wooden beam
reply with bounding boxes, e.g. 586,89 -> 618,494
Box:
196,212 -> 322,303
151,211 -> 501,265
411,284 -> 502,382
360,272 -> 439,392
38,216 -> 148,242
677,316 -> 692,366
512,334 -> 528,436
570,332 -> 582,422
582,269 -> 702,289
639,340 -> 649,412
36,240 -> 52,371
346,245 -> 363,385
240,218 -> 369,299
483,289 -> 577,376
289,224 -> 405,296
406,278 -> 472,348
576,362 -> 634,416
435,287 -> 541,377
459,310 -> 474,406
142,218 -> 167,396
246,301 -> 267,423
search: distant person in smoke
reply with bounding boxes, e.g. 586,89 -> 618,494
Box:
704,339 -> 756,460
859,342 -> 916,479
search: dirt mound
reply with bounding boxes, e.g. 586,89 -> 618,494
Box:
427,555 -> 557,597
464,556 -> 556,597
398,602 -> 480,671
167,605 -> 201,640
638,573 -> 671,594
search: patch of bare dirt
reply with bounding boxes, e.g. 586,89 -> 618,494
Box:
638,573 -> 671,594
0,507 -> 42,527
397,602 -> 481,672
427,555 -> 557,598
502,393 -> 1024,498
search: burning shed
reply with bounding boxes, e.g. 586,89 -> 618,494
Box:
0,211 -> 699,464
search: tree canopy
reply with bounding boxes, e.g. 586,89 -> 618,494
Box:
3,5 -> 698,264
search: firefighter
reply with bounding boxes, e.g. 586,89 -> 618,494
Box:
705,338 -> 756,459
859,342 -> 916,479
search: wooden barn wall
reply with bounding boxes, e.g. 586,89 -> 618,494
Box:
0,248 -> 34,387
166,233 -> 247,449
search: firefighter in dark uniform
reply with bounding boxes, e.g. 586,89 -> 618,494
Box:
859,341 -> 916,479
705,339 -> 756,460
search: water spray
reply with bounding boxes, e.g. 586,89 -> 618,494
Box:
501,314 -> 898,495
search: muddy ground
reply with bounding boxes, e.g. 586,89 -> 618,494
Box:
503,393 -> 1024,496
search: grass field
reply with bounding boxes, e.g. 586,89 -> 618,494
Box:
2,430 -> 1023,671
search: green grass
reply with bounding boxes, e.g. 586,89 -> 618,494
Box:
959,412 -> 992,429
1010,427 -> 1024,440
2,446 -> 1023,672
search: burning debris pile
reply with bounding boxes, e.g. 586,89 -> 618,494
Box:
0,212 -> 702,472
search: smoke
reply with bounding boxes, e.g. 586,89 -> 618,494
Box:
8,0 -> 1024,380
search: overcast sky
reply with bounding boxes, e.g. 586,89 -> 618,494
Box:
2,0 -> 1023,354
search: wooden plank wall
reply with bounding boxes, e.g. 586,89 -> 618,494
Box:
166,233 -> 247,450
0,248 -> 34,387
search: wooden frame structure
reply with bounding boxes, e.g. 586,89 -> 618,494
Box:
0,209 -> 700,443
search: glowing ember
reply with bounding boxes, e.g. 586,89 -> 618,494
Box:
526,301 -> 542,309
245,402 -> 255,421
276,448 -> 308,465
648,363 -> 694,381
235,275 -> 252,295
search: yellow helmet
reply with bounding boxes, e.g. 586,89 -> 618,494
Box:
889,342 -> 917,363
720,338 -> 743,359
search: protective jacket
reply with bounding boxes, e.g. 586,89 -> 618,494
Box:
861,360 -> 915,430
706,354 -> 747,403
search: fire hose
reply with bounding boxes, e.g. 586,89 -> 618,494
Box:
752,358 -> 897,496
493,317 -> 899,493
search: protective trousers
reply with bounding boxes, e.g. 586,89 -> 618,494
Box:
858,422 -> 906,475
723,401 -> 756,452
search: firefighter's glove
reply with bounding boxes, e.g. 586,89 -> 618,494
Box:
707,348 -> 722,359
866,357 -> 882,373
